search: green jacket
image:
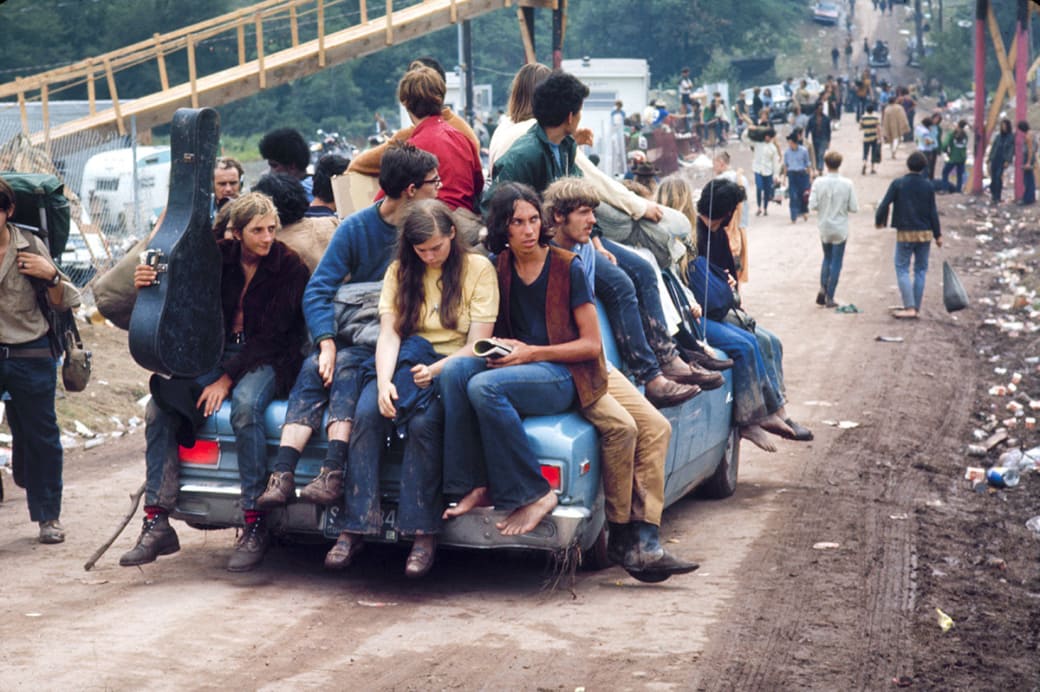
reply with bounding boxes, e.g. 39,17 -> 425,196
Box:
482,123 -> 580,213
943,130 -> 967,165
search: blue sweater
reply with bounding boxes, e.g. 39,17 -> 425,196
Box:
303,202 -> 398,343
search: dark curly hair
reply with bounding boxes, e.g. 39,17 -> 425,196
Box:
258,127 -> 309,173
313,154 -> 350,203
394,200 -> 467,337
532,71 -> 590,128
252,173 -> 309,225
483,182 -> 550,255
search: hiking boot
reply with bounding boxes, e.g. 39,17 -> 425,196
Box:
681,347 -> 733,372
660,358 -> 725,390
227,517 -> 269,572
298,467 -> 344,505
120,514 -> 180,566
644,377 -> 700,409
605,522 -> 632,565
38,519 -> 65,545
256,471 -> 295,509
816,290 -> 827,306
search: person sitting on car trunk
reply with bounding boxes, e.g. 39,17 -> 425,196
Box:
543,178 -> 699,580
325,200 -> 498,577
120,192 -> 310,572
254,143 -> 440,515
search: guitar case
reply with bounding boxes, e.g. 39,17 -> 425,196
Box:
129,108 -> 224,378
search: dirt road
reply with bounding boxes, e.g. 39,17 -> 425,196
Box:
3,18 -> 1039,692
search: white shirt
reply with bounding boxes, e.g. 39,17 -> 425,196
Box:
751,140 -> 781,176
808,172 -> 859,244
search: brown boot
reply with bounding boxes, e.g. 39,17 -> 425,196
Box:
324,531 -> 364,570
256,471 -> 295,509
298,467 -> 344,505
659,358 -> 725,390
643,376 -> 700,408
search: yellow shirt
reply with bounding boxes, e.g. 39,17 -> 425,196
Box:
379,252 -> 498,355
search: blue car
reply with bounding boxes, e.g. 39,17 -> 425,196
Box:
170,303 -> 739,570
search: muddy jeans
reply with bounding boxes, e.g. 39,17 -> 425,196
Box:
343,377 -> 444,536
580,369 -> 668,525
704,319 -> 781,426
595,240 -> 680,385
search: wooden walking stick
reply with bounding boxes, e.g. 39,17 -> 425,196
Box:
84,482 -> 145,571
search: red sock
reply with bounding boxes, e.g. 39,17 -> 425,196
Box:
144,505 -> 165,521
243,509 -> 263,525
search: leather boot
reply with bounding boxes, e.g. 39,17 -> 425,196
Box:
623,521 -> 699,582
660,357 -> 725,390
256,471 -> 295,509
679,346 -> 733,371
227,516 -> 269,572
606,522 -> 632,565
299,467 -> 344,505
643,377 -> 700,408
120,514 -> 180,566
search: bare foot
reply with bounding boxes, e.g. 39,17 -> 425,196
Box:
442,486 -> 492,520
757,413 -> 796,439
496,491 -> 558,536
740,424 -> 778,452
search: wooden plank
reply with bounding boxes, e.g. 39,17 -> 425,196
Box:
361,0 -> 368,23
985,5 -> 1018,133
103,57 -> 125,136
41,84 -> 51,158
188,34 -> 199,108
16,80 -> 29,135
290,1 -> 299,47
256,12 -> 267,89
237,17 -> 246,65
318,0 -> 327,67
386,0 -> 394,44
450,0 -> 458,23
517,7 -> 536,63
154,34 -> 170,91
86,59 -> 97,115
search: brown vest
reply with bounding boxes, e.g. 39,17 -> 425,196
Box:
494,246 -> 607,408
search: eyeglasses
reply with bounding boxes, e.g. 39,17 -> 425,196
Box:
420,176 -> 442,188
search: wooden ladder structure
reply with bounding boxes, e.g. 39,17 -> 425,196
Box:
0,0 -> 558,151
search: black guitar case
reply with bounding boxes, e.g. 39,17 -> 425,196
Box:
128,108 -> 224,378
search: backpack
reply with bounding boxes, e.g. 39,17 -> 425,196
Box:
0,172 -> 71,259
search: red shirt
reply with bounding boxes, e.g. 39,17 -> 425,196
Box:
408,116 -> 483,212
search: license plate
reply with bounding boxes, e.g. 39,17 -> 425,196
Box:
322,503 -> 399,542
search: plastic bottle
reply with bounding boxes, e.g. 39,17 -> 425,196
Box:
1026,516 -> 1040,537
986,466 -> 1020,488
998,448 -> 1024,469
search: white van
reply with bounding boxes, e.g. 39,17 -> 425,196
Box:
81,146 -> 171,235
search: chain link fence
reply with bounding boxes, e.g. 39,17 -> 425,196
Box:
0,105 -> 162,291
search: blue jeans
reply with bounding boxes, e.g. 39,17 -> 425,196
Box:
820,241 -> 846,302
0,336 -> 62,522
283,344 -> 373,431
754,325 -> 786,404
813,139 -> 830,171
1023,168 -> 1036,204
145,348 -> 276,511
344,377 -> 444,536
441,357 -> 575,510
788,170 -> 810,221
895,241 -> 931,310
703,320 -> 781,426
941,161 -> 965,192
599,240 -> 678,374
990,160 -> 1007,202
754,172 -> 774,210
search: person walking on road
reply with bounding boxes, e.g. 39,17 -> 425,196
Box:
808,151 -> 859,308
875,152 -> 943,319
988,118 -> 1015,204
940,119 -> 969,193
1018,120 -> 1036,205
860,102 -> 882,174
882,99 -> 910,159
751,128 -> 782,216
782,133 -> 812,223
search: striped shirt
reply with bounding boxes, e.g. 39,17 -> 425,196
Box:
861,113 -> 880,143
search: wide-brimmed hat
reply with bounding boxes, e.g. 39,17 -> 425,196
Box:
633,161 -> 660,176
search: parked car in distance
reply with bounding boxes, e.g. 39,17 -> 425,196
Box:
171,302 -> 740,573
812,2 -> 840,25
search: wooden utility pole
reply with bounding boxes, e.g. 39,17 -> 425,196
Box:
971,0 -> 988,195
1015,0 -> 1030,199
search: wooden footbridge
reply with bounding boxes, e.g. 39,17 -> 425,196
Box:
1,0 -> 560,149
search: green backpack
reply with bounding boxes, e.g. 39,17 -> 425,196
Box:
0,172 -> 71,259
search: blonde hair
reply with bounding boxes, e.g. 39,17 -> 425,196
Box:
655,176 -> 698,276
226,192 -> 279,237
398,63 -> 446,119
507,63 -> 552,122
543,177 -> 600,225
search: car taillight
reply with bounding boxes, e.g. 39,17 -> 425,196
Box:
179,440 -> 219,465
540,464 -> 562,491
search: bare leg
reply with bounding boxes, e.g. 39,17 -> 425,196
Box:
442,486 -> 492,520
740,424 -> 778,452
326,420 -> 352,442
496,490 -> 559,536
278,422 -> 313,451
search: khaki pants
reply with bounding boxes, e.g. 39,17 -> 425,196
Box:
581,369 -> 669,525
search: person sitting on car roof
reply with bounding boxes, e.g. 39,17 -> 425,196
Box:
327,200 -> 499,577
254,144 -> 440,525
120,192 -> 310,572
259,127 -> 313,202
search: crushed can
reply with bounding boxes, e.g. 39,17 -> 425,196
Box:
986,467 -> 1020,488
